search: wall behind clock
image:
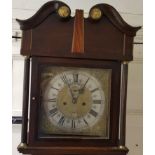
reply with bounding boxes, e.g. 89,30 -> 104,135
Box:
12,0 -> 143,155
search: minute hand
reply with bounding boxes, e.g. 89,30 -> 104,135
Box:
79,77 -> 89,93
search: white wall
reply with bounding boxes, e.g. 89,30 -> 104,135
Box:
12,0 -> 143,155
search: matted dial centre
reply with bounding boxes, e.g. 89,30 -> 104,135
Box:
57,85 -> 92,118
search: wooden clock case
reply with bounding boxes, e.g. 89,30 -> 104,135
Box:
16,1 -> 141,155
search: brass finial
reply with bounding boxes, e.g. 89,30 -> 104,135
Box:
18,143 -> 27,149
90,8 -> 102,20
122,61 -> 129,64
57,6 -> 70,18
118,145 -> 129,151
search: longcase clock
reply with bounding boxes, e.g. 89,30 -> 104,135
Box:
16,1 -> 141,155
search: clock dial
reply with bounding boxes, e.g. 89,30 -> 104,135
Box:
39,66 -> 111,138
43,71 -> 105,131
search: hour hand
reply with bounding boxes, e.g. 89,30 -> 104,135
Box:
72,98 -> 77,104
60,74 -> 75,100
71,89 -> 79,104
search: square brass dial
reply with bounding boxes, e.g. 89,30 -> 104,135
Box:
38,66 -> 111,139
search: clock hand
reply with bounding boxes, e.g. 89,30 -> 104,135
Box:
72,78 -> 90,104
79,77 -> 89,94
72,97 -> 77,104
67,84 -> 75,104
60,74 -> 75,104
66,84 -> 78,104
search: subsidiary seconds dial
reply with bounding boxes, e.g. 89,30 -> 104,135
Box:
42,70 -> 105,131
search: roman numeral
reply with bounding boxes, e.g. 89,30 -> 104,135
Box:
46,98 -> 57,102
58,116 -> 65,126
71,120 -> 76,129
73,73 -> 78,83
90,88 -> 99,93
93,100 -> 101,104
89,109 -> 98,117
49,108 -> 58,116
61,74 -> 68,85
51,86 -> 59,91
